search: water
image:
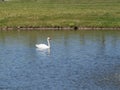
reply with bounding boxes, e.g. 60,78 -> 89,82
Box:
0,30 -> 120,90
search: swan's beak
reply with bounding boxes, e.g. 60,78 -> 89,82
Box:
48,37 -> 51,40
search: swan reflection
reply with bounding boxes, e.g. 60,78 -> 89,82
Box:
36,48 -> 50,56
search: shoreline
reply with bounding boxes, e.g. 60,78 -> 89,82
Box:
0,26 -> 120,30
0,2 -> 120,31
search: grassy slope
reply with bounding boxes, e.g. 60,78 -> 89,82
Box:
0,0 -> 120,28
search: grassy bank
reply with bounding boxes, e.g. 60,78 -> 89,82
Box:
0,0 -> 120,28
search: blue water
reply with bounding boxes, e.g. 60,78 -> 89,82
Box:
0,30 -> 120,90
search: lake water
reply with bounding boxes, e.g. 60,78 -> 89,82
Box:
0,30 -> 120,90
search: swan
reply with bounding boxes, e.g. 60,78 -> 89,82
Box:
35,37 -> 51,49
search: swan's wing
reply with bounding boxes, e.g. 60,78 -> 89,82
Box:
36,44 -> 49,49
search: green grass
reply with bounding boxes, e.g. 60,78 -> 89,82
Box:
0,0 -> 120,28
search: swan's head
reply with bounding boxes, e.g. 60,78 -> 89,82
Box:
47,37 -> 51,40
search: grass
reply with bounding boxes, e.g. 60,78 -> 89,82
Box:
0,0 -> 120,28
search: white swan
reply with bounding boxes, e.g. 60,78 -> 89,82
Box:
35,37 -> 51,49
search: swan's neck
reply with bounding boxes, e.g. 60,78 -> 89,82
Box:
47,39 -> 50,48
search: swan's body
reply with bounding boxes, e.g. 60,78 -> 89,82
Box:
36,44 -> 49,49
35,37 -> 51,49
